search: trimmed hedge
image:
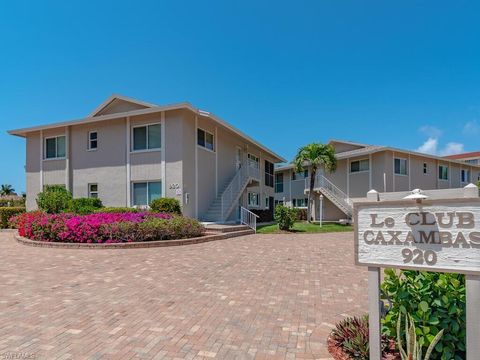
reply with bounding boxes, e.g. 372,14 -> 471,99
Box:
150,198 -> 182,215
0,207 -> 26,229
0,198 -> 25,207
274,205 -> 297,231
68,198 -> 103,215
95,207 -> 139,213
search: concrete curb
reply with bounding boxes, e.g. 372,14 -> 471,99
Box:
14,229 -> 255,249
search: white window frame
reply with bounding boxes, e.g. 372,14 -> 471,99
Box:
423,162 -> 428,175
88,183 -> 99,198
44,135 -> 66,160
265,196 -> 270,209
88,131 -> 98,151
438,165 -> 449,181
275,173 -> 284,193
461,169 -> 471,183
247,153 -> 260,168
394,157 -> 408,176
247,192 -> 259,207
197,127 -> 215,152
292,198 -> 308,208
350,158 -> 370,173
131,123 -> 162,153
131,180 -> 163,206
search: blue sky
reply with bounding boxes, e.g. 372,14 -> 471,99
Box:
1,1 -> 480,193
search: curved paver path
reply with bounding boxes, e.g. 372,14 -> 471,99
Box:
0,231 -> 367,360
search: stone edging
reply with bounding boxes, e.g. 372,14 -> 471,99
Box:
14,231 -> 231,249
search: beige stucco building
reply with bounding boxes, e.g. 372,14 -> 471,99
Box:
275,140 -> 480,221
9,95 -> 286,222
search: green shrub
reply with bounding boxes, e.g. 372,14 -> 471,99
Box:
95,207 -> 138,213
0,198 -> 25,207
330,314 -> 389,360
150,198 -> 181,214
274,205 -> 297,231
36,185 -> 72,214
68,198 -> 103,215
0,207 -> 26,229
382,269 -> 465,359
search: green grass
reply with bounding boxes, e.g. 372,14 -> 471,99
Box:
256,221 -> 353,234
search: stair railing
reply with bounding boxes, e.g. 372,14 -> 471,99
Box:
305,174 -> 353,214
240,206 -> 259,232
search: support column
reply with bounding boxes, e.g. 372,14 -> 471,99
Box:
126,117 -> 131,206
368,267 -> 382,360
466,275 -> 480,359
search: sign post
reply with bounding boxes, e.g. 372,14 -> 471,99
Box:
354,185 -> 480,360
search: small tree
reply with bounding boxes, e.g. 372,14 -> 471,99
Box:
0,184 -> 15,196
36,185 -> 72,214
274,205 -> 297,231
293,143 -> 337,222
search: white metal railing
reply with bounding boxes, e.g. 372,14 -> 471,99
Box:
305,174 -> 353,213
220,160 -> 261,221
240,206 -> 259,232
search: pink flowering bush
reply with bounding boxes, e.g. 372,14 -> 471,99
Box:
10,211 -> 205,243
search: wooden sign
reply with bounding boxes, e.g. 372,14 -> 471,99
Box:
354,199 -> 480,274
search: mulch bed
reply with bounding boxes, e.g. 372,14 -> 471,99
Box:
327,336 -> 400,360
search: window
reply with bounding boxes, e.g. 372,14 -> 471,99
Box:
274,200 -> 284,206
438,165 -> 449,180
461,169 -> 471,183
132,181 -> 162,206
88,183 -> 98,198
265,161 -> 274,187
265,197 -> 270,209
423,163 -> 428,174
248,192 -> 259,207
133,124 -> 161,151
247,154 -> 259,168
350,159 -> 369,173
292,169 -> 308,181
88,131 -> 98,150
292,198 -> 308,207
394,158 -> 407,175
466,159 -> 479,165
275,173 -> 284,193
197,128 -> 214,151
45,136 -> 66,159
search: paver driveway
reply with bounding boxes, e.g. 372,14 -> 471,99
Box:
0,231 -> 367,360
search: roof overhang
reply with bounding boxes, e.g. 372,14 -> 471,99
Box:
8,101 -> 286,163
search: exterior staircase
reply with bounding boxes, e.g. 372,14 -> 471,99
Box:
202,160 -> 261,222
306,174 -> 353,218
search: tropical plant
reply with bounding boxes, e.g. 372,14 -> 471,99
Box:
0,184 -> 15,196
293,143 -> 337,222
36,185 -> 72,213
330,314 -> 389,359
0,207 -> 25,228
274,205 -> 297,231
397,314 -> 444,360
150,198 -> 182,215
382,269 -> 465,359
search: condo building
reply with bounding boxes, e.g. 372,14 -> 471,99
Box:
274,140 -> 480,222
8,95 -> 286,222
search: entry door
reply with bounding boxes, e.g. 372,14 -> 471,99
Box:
236,147 -> 243,170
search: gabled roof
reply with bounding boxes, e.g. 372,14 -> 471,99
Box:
88,94 -> 157,117
274,139 -> 480,171
8,95 -> 286,163
444,151 -> 480,160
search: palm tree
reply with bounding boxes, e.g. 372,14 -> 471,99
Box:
0,184 -> 15,196
293,143 -> 337,222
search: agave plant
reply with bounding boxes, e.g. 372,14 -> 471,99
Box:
397,314 -> 444,360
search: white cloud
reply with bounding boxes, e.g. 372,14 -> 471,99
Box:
439,142 -> 465,156
416,137 -> 438,155
463,120 -> 480,135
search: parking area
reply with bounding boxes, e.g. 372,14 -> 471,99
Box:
0,231 -> 367,359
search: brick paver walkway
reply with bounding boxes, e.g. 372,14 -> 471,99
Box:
0,231 -> 367,360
